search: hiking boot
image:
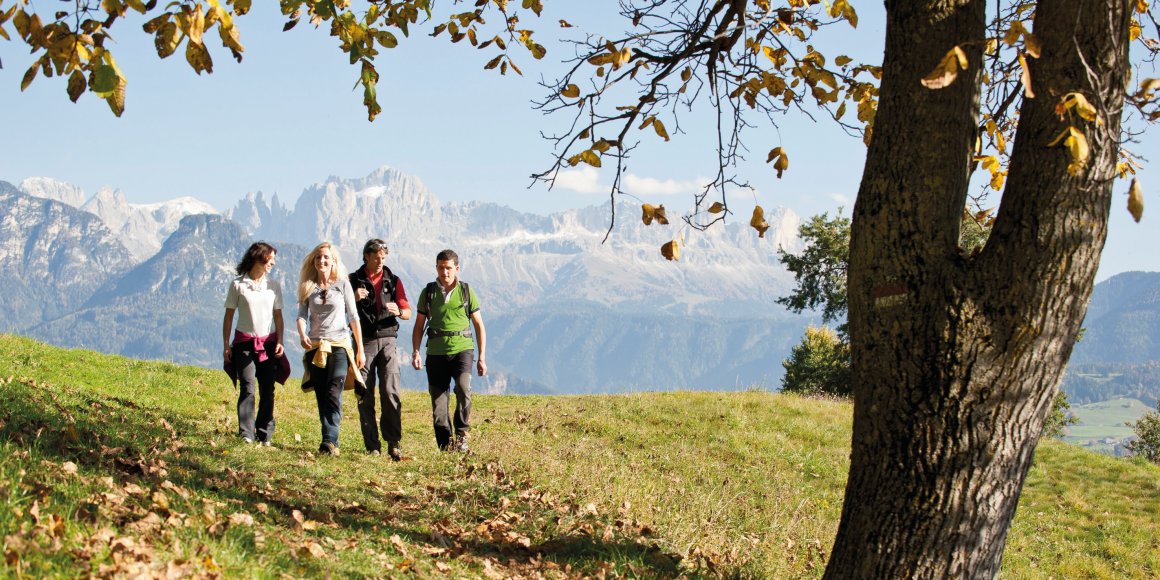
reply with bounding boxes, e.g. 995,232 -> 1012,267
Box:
368,449 -> 381,456
454,436 -> 469,453
387,442 -> 403,462
319,442 -> 340,456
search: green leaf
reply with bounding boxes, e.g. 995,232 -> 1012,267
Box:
91,64 -> 118,93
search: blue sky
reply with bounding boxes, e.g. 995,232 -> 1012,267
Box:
0,1 -> 1155,280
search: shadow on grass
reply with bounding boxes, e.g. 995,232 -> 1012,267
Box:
0,377 -> 687,577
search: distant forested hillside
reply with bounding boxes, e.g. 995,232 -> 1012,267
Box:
1060,362 -> 1160,406
1062,271 -> 1160,405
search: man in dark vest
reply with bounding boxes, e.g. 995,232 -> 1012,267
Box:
350,238 -> 412,460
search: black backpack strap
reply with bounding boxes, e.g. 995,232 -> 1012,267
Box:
460,281 -> 471,321
420,282 -> 473,339
382,268 -> 397,303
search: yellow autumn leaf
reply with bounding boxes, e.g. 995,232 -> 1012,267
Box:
186,40 -> 214,74
1048,126 -> 1090,175
653,118 -> 670,141
1023,32 -> 1042,58
1056,92 -> 1097,122
774,152 -> 789,178
990,170 -> 1005,190
973,155 -> 999,171
587,53 -> 614,66
191,7 -> 207,45
155,21 -> 181,59
642,203 -> 656,225
1138,77 -> 1160,99
1128,178 -> 1144,222
920,46 -> 968,89
661,240 -> 680,261
767,147 -> 789,178
826,0 -> 858,27
579,149 -> 601,167
708,201 -> 725,214
750,205 -> 770,238
561,83 -> 580,98
642,203 -> 670,225
613,47 -> 632,68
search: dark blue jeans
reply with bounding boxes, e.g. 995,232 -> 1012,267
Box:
232,343 -> 276,443
425,351 -> 473,449
313,348 -> 348,448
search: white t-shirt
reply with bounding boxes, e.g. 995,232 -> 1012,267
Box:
224,275 -> 283,336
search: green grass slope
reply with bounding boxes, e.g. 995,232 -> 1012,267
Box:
1067,397 -> 1154,441
1,334 -> 1157,578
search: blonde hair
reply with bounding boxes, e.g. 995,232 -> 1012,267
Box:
297,242 -> 348,303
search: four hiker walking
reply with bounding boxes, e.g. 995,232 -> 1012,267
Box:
222,241 -> 487,458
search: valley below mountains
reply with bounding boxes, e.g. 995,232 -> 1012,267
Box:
2,166 -> 810,393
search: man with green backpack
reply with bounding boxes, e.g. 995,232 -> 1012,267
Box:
410,249 -> 487,452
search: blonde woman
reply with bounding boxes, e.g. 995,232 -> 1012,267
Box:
297,242 -> 365,456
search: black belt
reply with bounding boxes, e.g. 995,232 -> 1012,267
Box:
426,328 -> 472,338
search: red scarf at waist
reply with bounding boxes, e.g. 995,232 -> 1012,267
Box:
224,331 -> 291,386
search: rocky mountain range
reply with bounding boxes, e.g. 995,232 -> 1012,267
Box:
2,166 -> 811,393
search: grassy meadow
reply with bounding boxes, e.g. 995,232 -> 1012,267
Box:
1066,397 -> 1153,441
1,334 -> 1158,578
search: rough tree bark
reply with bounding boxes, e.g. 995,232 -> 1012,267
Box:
826,0 -> 1132,577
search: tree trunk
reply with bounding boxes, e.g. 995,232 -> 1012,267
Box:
825,0 -> 1132,577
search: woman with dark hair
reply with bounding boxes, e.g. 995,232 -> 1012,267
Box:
222,241 -> 286,446
297,242 -> 365,456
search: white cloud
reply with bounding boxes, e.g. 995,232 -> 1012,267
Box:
622,174 -> 708,196
553,168 -> 709,197
552,167 -> 605,194
829,193 -> 852,206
